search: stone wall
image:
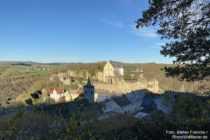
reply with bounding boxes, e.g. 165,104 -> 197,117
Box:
95,71 -> 104,81
93,79 -> 160,94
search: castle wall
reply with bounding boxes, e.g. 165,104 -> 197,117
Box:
117,67 -> 124,76
95,71 -> 104,81
94,80 -> 160,94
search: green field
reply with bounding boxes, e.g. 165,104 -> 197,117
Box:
0,63 -> 69,78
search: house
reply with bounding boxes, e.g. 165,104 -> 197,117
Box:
134,97 -> 155,118
102,89 -> 146,114
43,86 -> 83,103
102,99 -> 123,113
94,92 -> 109,103
63,91 -> 71,102
103,61 -> 124,84
102,96 -> 134,114
76,87 -> 83,94
49,87 -> 64,102
123,89 -> 146,112
140,93 -> 156,112
64,90 -> 80,102
134,94 -> 174,118
112,95 -> 133,113
154,95 -> 173,115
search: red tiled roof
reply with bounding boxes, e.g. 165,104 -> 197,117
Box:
76,87 -> 83,95
47,87 -> 63,95
46,88 -> 54,95
55,87 -> 63,94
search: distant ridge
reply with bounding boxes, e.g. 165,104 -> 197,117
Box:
0,60 -> 172,65
0,61 -> 39,65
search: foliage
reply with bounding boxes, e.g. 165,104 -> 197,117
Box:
28,80 -> 48,94
70,83 -> 79,90
30,92 -> 40,100
173,95 -> 209,126
25,98 -> 33,105
0,95 -> 209,139
136,0 -> 210,81
123,68 -> 132,80
0,110 -> 66,140
68,62 -> 105,77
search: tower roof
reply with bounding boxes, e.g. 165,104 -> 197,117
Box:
87,76 -> 91,85
84,77 -> 94,88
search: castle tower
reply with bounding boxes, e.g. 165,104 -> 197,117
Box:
131,66 -> 144,81
139,65 -> 144,80
83,77 -> 95,103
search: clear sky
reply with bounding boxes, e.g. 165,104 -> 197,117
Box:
0,0 -> 172,63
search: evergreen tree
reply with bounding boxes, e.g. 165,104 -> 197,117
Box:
136,0 -> 210,81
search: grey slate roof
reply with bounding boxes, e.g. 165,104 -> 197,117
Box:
126,89 -> 145,103
112,95 -> 131,107
110,61 -> 123,68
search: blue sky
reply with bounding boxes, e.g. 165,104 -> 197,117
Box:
0,0 -> 172,63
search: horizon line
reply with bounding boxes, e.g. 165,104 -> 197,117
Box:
0,60 -> 173,64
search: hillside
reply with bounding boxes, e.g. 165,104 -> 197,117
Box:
0,61 -> 209,107
0,62 -> 69,107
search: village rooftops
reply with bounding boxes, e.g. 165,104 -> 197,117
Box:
112,95 -> 131,107
126,89 -> 146,103
47,87 -> 63,95
75,87 -> 83,95
106,89 -> 150,108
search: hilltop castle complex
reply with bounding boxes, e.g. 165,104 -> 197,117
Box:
54,61 -> 161,94
94,61 -> 160,93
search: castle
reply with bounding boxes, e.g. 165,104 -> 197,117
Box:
94,61 -> 160,93
96,61 -> 146,83
64,61 -> 161,94
103,61 -> 124,84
